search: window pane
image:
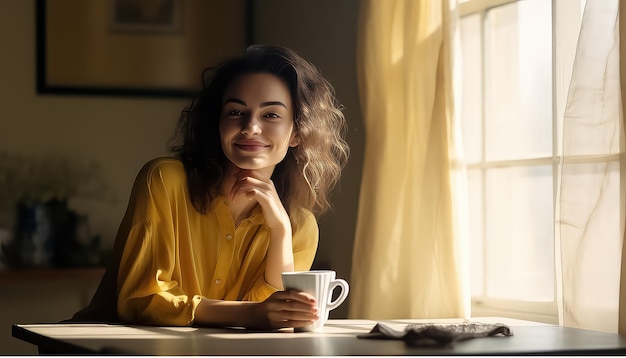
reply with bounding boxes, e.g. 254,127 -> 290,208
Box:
467,168 -> 484,296
485,165 -> 554,301
484,0 -> 552,161
460,14 -> 482,164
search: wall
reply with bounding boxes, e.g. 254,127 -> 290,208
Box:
0,1 -> 186,245
252,0 -> 363,318
0,2 -> 363,351
0,271 -> 101,355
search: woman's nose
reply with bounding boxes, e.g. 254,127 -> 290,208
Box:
241,114 -> 261,135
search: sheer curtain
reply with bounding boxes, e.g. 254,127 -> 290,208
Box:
349,0 -> 469,319
557,0 -> 626,334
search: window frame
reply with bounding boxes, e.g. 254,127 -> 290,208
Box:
459,0 -> 585,325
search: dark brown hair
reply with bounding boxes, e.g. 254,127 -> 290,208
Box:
170,45 -> 349,218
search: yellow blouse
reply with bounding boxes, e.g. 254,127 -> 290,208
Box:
110,158 -> 318,326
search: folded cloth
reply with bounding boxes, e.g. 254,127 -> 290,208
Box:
357,322 -> 513,348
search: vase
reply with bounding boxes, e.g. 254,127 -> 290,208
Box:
14,200 -> 54,267
12,199 -> 83,268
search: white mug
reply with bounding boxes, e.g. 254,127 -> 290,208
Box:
281,270 -> 349,332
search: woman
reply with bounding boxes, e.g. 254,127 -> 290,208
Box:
70,45 -> 349,330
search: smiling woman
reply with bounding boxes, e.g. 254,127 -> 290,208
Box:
67,45 -> 350,330
218,73 -> 299,179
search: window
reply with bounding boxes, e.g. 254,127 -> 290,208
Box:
458,0 -> 585,323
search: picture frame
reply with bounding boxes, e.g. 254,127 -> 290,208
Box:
36,0 -> 254,98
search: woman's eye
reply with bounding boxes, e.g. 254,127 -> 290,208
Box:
227,109 -> 243,116
264,112 -> 280,119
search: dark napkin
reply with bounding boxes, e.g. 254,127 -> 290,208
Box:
357,322 -> 513,348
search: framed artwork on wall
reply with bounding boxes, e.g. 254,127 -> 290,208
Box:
35,0 -> 254,98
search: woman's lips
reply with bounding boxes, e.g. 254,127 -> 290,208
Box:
234,141 -> 269,151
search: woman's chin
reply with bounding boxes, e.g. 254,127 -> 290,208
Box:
227,161 -> 277,175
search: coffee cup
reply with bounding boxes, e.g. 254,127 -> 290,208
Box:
281,270 -> 349,332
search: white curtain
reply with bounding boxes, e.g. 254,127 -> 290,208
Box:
557,0 -> 626,333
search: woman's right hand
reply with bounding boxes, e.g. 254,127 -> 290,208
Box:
254,290 -> 319,330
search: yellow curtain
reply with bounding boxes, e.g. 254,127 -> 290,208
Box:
349,0 -> 468,319
620,0 -> 626,336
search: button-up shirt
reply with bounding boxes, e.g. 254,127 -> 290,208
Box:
115,158 -> 319,326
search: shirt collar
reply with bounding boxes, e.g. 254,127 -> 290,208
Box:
210,195 -> 265,226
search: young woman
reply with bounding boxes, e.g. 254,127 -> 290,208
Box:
70,45 -> 350,330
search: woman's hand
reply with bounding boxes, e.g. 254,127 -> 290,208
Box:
230,169 -> 294,289
230,169 -> 290,231
194,291 -> 317,330
253,290 -> 319,330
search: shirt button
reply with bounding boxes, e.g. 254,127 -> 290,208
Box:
215,279 -> 221,284
226,234 -> 233,241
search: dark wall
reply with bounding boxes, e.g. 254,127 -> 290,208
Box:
253,0 -> 364,318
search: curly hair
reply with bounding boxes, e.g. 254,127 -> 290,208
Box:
169,45 -> 349,218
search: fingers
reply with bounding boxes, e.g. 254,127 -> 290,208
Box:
267,311 -> 317,328
229,169 -> 289,230
271,289 -> 317,305
264,290 -> 319,329
230,170 -> 274,201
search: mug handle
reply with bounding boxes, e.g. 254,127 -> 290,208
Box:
326,278 -> 349,311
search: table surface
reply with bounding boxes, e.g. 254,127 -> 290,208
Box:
12,317 -> 626,355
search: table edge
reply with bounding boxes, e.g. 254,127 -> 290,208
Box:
12,324 -> 97,355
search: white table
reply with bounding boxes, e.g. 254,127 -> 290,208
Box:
12,317 -> 626,355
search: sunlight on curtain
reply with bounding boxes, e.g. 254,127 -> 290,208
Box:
557,0 -> 625,334
349,0 -> 469,319
620,0 -> 626,336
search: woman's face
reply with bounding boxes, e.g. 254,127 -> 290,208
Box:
219,72 -> 299,175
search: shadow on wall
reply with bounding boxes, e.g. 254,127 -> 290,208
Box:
250,0 -> 365,319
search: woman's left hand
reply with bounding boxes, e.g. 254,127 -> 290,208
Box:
230,169 -> 290,230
